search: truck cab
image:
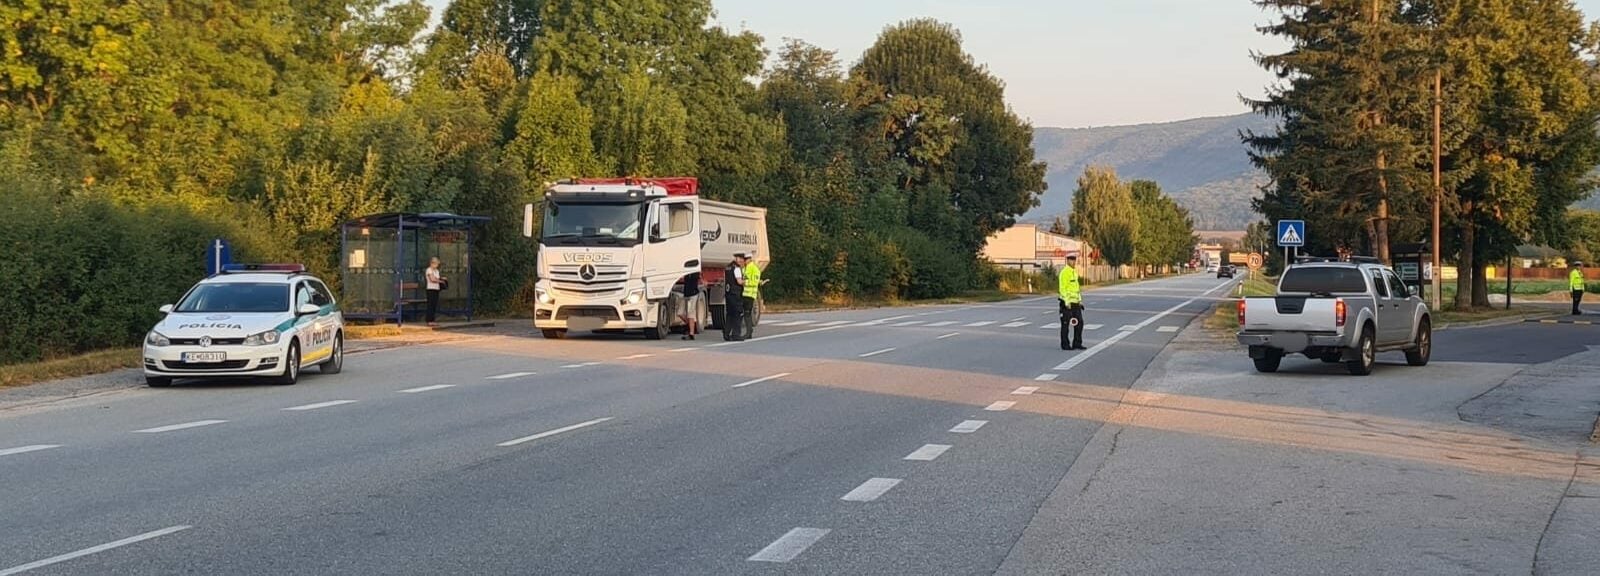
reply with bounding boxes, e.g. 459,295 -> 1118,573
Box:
524,178 -> 767,340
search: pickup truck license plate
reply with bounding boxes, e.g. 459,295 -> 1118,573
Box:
183,352 -> 227,363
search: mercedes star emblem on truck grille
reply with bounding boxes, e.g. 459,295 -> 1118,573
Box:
579,264 -> 597,281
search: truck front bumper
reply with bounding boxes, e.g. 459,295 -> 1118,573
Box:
1237,331 -> 1347,355
534,301 -> 654,331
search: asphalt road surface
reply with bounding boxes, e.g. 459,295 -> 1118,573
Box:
3,274 -> 1597,575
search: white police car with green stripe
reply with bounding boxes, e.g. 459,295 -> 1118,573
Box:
142,264 -> 344,387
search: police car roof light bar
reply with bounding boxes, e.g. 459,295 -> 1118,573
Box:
222,263 -> 306,274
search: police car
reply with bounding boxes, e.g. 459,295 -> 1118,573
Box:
143,264 -> 344,387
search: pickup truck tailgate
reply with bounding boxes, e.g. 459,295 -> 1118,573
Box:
1242,296 -> 1342,333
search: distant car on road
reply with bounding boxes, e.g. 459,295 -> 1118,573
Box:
1217,265 -> 1236,279
142,264 -> 344,387
1235,259 -> 1430,375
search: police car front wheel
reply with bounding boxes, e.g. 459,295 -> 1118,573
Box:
274,342 -> 301,386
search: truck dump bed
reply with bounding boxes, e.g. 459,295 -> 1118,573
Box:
700,200 -> 769,270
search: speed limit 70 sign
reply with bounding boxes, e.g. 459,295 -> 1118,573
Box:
1248,253 -> 1264,270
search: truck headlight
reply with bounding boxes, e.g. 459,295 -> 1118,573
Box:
536,288 -> 555,305
623,289 -> 645,306
243,330 -> 281,346
145,331 -> 170,347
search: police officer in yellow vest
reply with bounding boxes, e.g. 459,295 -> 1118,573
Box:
1059,253 -> 1086,350
1572,263 -> 1586,316
741,252 -> 763,339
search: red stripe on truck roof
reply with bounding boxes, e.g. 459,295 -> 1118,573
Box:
576,177 -> 699,196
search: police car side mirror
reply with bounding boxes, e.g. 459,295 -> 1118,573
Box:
159,304 -> 174,314
297,303 -> 321,316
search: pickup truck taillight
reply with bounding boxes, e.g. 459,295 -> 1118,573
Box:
1335,299 -> 1347,327
1236,299 -> 1246,326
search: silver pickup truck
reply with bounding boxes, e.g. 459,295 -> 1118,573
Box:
1236,260 -> 1431,375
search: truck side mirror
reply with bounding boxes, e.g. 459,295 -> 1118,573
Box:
522,204 -> 534,238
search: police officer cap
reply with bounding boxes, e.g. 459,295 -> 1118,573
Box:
1066,253 -> 1079,260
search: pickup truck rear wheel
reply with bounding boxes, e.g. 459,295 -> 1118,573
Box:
1405,319 -> 1432,367
1347,327 -> 1376,376
1252,351 -> 1282,373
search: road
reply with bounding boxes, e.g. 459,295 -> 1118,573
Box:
2,273 -> 1597,575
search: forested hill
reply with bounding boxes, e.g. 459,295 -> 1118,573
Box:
1027,113 -> 1275,231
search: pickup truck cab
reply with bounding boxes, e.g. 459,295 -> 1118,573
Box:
1236,260 -> 1431,375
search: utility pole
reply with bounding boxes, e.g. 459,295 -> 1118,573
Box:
1431,69 -> 1443,311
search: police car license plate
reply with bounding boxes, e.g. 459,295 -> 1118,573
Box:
183,352 -> 226,363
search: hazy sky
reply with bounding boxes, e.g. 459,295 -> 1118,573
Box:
423,1 -> 1600,129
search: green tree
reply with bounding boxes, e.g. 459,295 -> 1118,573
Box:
1070,166 -> 1140,268
1130,180 -> 1195,272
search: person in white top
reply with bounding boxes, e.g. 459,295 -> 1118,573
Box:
425,257 -> 446,326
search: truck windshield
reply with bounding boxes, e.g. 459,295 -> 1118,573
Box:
1279,267 -> 1368,294
542,202 -> 645,246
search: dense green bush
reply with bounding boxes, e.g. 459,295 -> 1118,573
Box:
0,187 -> 287,364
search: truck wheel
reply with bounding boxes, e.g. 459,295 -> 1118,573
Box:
645,301 -> 669,340
1405,319 -> 1432,367
1346,327 -> 1375,376
708,304 -> 725,330
541,329 -> 567,340
1253,351 -> 1282,373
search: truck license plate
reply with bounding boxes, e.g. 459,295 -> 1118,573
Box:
183,352 -> 226,363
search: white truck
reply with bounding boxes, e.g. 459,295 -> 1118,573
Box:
523,178 -> 769,339
1236,259 -> 1432,375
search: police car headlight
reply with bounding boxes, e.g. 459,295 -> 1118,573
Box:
535,288 -> 554,305
243,330 -> 281,346
145,331 -> 171,347
623,289 -> 645,306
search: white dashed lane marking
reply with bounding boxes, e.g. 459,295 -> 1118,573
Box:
1002,321 -> 1031,328
1084,324 -> 1104,330
926,321 -> 958,327
561,362 -> 602,368
904,444 -> 952,461
748,528 -> 831,563
498,417 -> 613,447
1012,386 -> 1039,395
893,321 -> 925,327
949,420 -> 987,433
1119,325 -> 1140,331
0,525 -> 192,576
858,348 -> 896,358
937,332 -> 961,340
840,478 -> 903,502
1042,323 -> 1061,329
964,321 -> 995,327
1157,326 -> 1180,333
400,384 -> 455,394
283,400 -> 357,412
134,420 -> 227,434
1035,374 -> 1059,382
486,372 -> 535,380
617,354 -> 654,360
0,445 -> 61,458
818,321 -> 854,327
733,373 -> 792,389
985,401 -> 1016,412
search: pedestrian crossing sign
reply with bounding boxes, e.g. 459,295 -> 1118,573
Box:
1277,220 -> 1306,247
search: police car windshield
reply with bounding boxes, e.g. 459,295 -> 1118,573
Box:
176,283 -> 291,313
542,202 -> 644,246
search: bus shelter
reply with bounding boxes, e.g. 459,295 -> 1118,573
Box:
340,213 -> 491,325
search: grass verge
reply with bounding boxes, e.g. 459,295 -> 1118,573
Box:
1204,276 -> 1277,333
1434,306 -> 1553,326
345,324 -> 405,339
0,348 -> 142,389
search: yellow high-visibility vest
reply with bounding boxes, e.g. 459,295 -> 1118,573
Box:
1059,266 -> 1082,305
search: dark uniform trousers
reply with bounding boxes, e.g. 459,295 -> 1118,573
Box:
724,290 -> 745,340
1060,300 -> 1084,349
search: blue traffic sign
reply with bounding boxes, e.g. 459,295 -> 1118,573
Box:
1276,220 -> 1306,247
204,238 -> 232,277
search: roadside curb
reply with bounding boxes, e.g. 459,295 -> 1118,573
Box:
1437,314 -> 1561,331
1527,318 -> 1597,326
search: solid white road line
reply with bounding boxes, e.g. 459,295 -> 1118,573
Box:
1052,280 -> 1234,373
1010,317 -> 1027,322
283,400 -> 357,412
733,373 -> 792,389
1119,325 -> 1140,331
561,362 -> 602,368
1157,326 -> 1180,333
893,321 -> 925,327
0,525 -> 192,576
498,417 -> 614,447
985,401 -> 1016,412
926,321 -> 958,327
818,321 -> 854,327
748,528 -> 831,563
1002,321 -> 1031,328
859,348 -> 896,358
937,332 -> 961,340
617,353 -> 655,360
134,420 -> 227,434
841,478 -> 903,502
486,372 -> 536,380
964,321 -> 995,327
785,320 -> 818,326
708,323 -> 854,348
949,420 -> 988,433
1012,386 -> 1039,395
0,445 -> 61,458
904,444 -> 952,461
1084,324 -> 1104,330
400,384 -> 456,394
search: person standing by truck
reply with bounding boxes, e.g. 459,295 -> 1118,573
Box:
1059,253 -> 1085,350
742,251 -> 763,340
724,253 -> 747,341
679,272 -> 702,340
1573,263 -> 1587,316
